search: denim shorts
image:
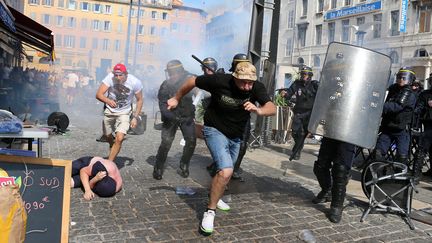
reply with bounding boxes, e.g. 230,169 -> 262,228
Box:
203,126 -> 241,170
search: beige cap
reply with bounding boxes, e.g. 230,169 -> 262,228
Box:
232,62 -> 257,81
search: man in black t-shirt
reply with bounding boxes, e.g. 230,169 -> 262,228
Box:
167,62 -> 276,235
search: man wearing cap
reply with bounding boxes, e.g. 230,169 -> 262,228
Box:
71,156 -> 123,200
167,61 -> 276,235
96,63 -> 143,161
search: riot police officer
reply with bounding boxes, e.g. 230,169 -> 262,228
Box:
153,60 -> 196,180
414,73 -> 432,178
374,67 -> 417,163
281,65 -> 319,160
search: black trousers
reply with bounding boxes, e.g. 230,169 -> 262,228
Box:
291,111 -> 311,157
155,117 -> 196,170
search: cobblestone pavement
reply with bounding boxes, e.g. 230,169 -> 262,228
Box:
42,104 -> 432,242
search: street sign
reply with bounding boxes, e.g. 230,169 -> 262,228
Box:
399,0 -> 408,33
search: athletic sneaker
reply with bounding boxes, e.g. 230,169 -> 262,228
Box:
216,199 -> 230,211
200,210 -> 215,235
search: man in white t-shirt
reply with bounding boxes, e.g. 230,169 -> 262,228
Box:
96,63 -> 143,161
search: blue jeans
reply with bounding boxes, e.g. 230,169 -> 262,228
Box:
203,126 -> 241,170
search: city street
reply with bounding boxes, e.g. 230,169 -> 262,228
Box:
41,102 -> 432,242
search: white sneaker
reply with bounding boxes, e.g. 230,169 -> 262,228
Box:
200,210 -> 215,234
217,199 -> 230,211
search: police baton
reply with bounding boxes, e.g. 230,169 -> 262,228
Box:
191,55 -> 216,74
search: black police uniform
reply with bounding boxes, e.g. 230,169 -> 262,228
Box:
284,79 -> 319,160
153,72 -> 196,179
375,83 -> 417,162
414,88 -> 432,177
313,137 -> 356,223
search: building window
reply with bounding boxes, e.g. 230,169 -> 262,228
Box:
80,2 -> 90,11
57,0 -> 64,7
162,12 -> 168,20
302,0 -> 308,16
64,35 -> 75,48
373,14 -> 381,38
67,17 -> 76,28
317,0 -> 323,13
42,0 -> 53,6
79,37 -> 86,48
137,25 -> 144,35
55,34 -> 62,47
93,3 -> 101,13
152,11 -> 157,19
104,5 -> 112,14
92,38 -> 98,49
139,9 -> 145,18
30,12 -> 36,20
344,0 -> 351,6
414,48 -> 429,57
149,43 -> 155,54
287,10 -> 294,28
29,0 -> 39,5
137,42 -> 144,53
391,10 -> 400,36
81,19 -> 87,29
42,14 -> 51,25
285,38 -> 292,56
419,11 -> 431,33
160,27 -> 167,36
150,26 -> 156,35
389,51 -> 399,64
171,23 -> 178,32
117,23 -> 123,33
56,16 -> 63,26
316,25 -> 322,45
115,40 -> 121,52
118,7 -> 123,16
330,0 -> 337,9
102,39 -> 109,51
67,0 -> 76,10
313,55 -> 320,67
103,21 -> 111,31
92,20 -> 100,31
342,19 -> 350,42
328,22 -> 335,43
298,24 -> 307,47
357,17 -> 365,26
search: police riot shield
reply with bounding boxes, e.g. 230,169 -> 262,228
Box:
308,42 -> 391,149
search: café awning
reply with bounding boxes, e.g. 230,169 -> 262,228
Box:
7,6 -> 54,55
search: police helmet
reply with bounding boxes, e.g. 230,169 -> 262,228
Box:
396,67 -> 416,85
202,57 -> 218,72
165,59 -> 184,76
299,65 -> 313,81
229,53 -> 249,72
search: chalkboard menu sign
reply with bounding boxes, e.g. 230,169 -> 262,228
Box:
0,155 -> 71,243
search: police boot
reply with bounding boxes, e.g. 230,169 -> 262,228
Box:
328,164 -> 350,223
412,151 -> 425,185
290,132 -> 304,161
153,163 -> 163,180
178,160 -> 190,178
178,138 -> 196,178
312,162 -> 332,204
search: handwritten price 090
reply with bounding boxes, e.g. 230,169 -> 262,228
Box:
24,196 -> 50,213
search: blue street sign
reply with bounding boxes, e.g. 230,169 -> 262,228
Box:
325,1 -> 381,21
399,0 -> 408,32
0,3 -> 15,32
